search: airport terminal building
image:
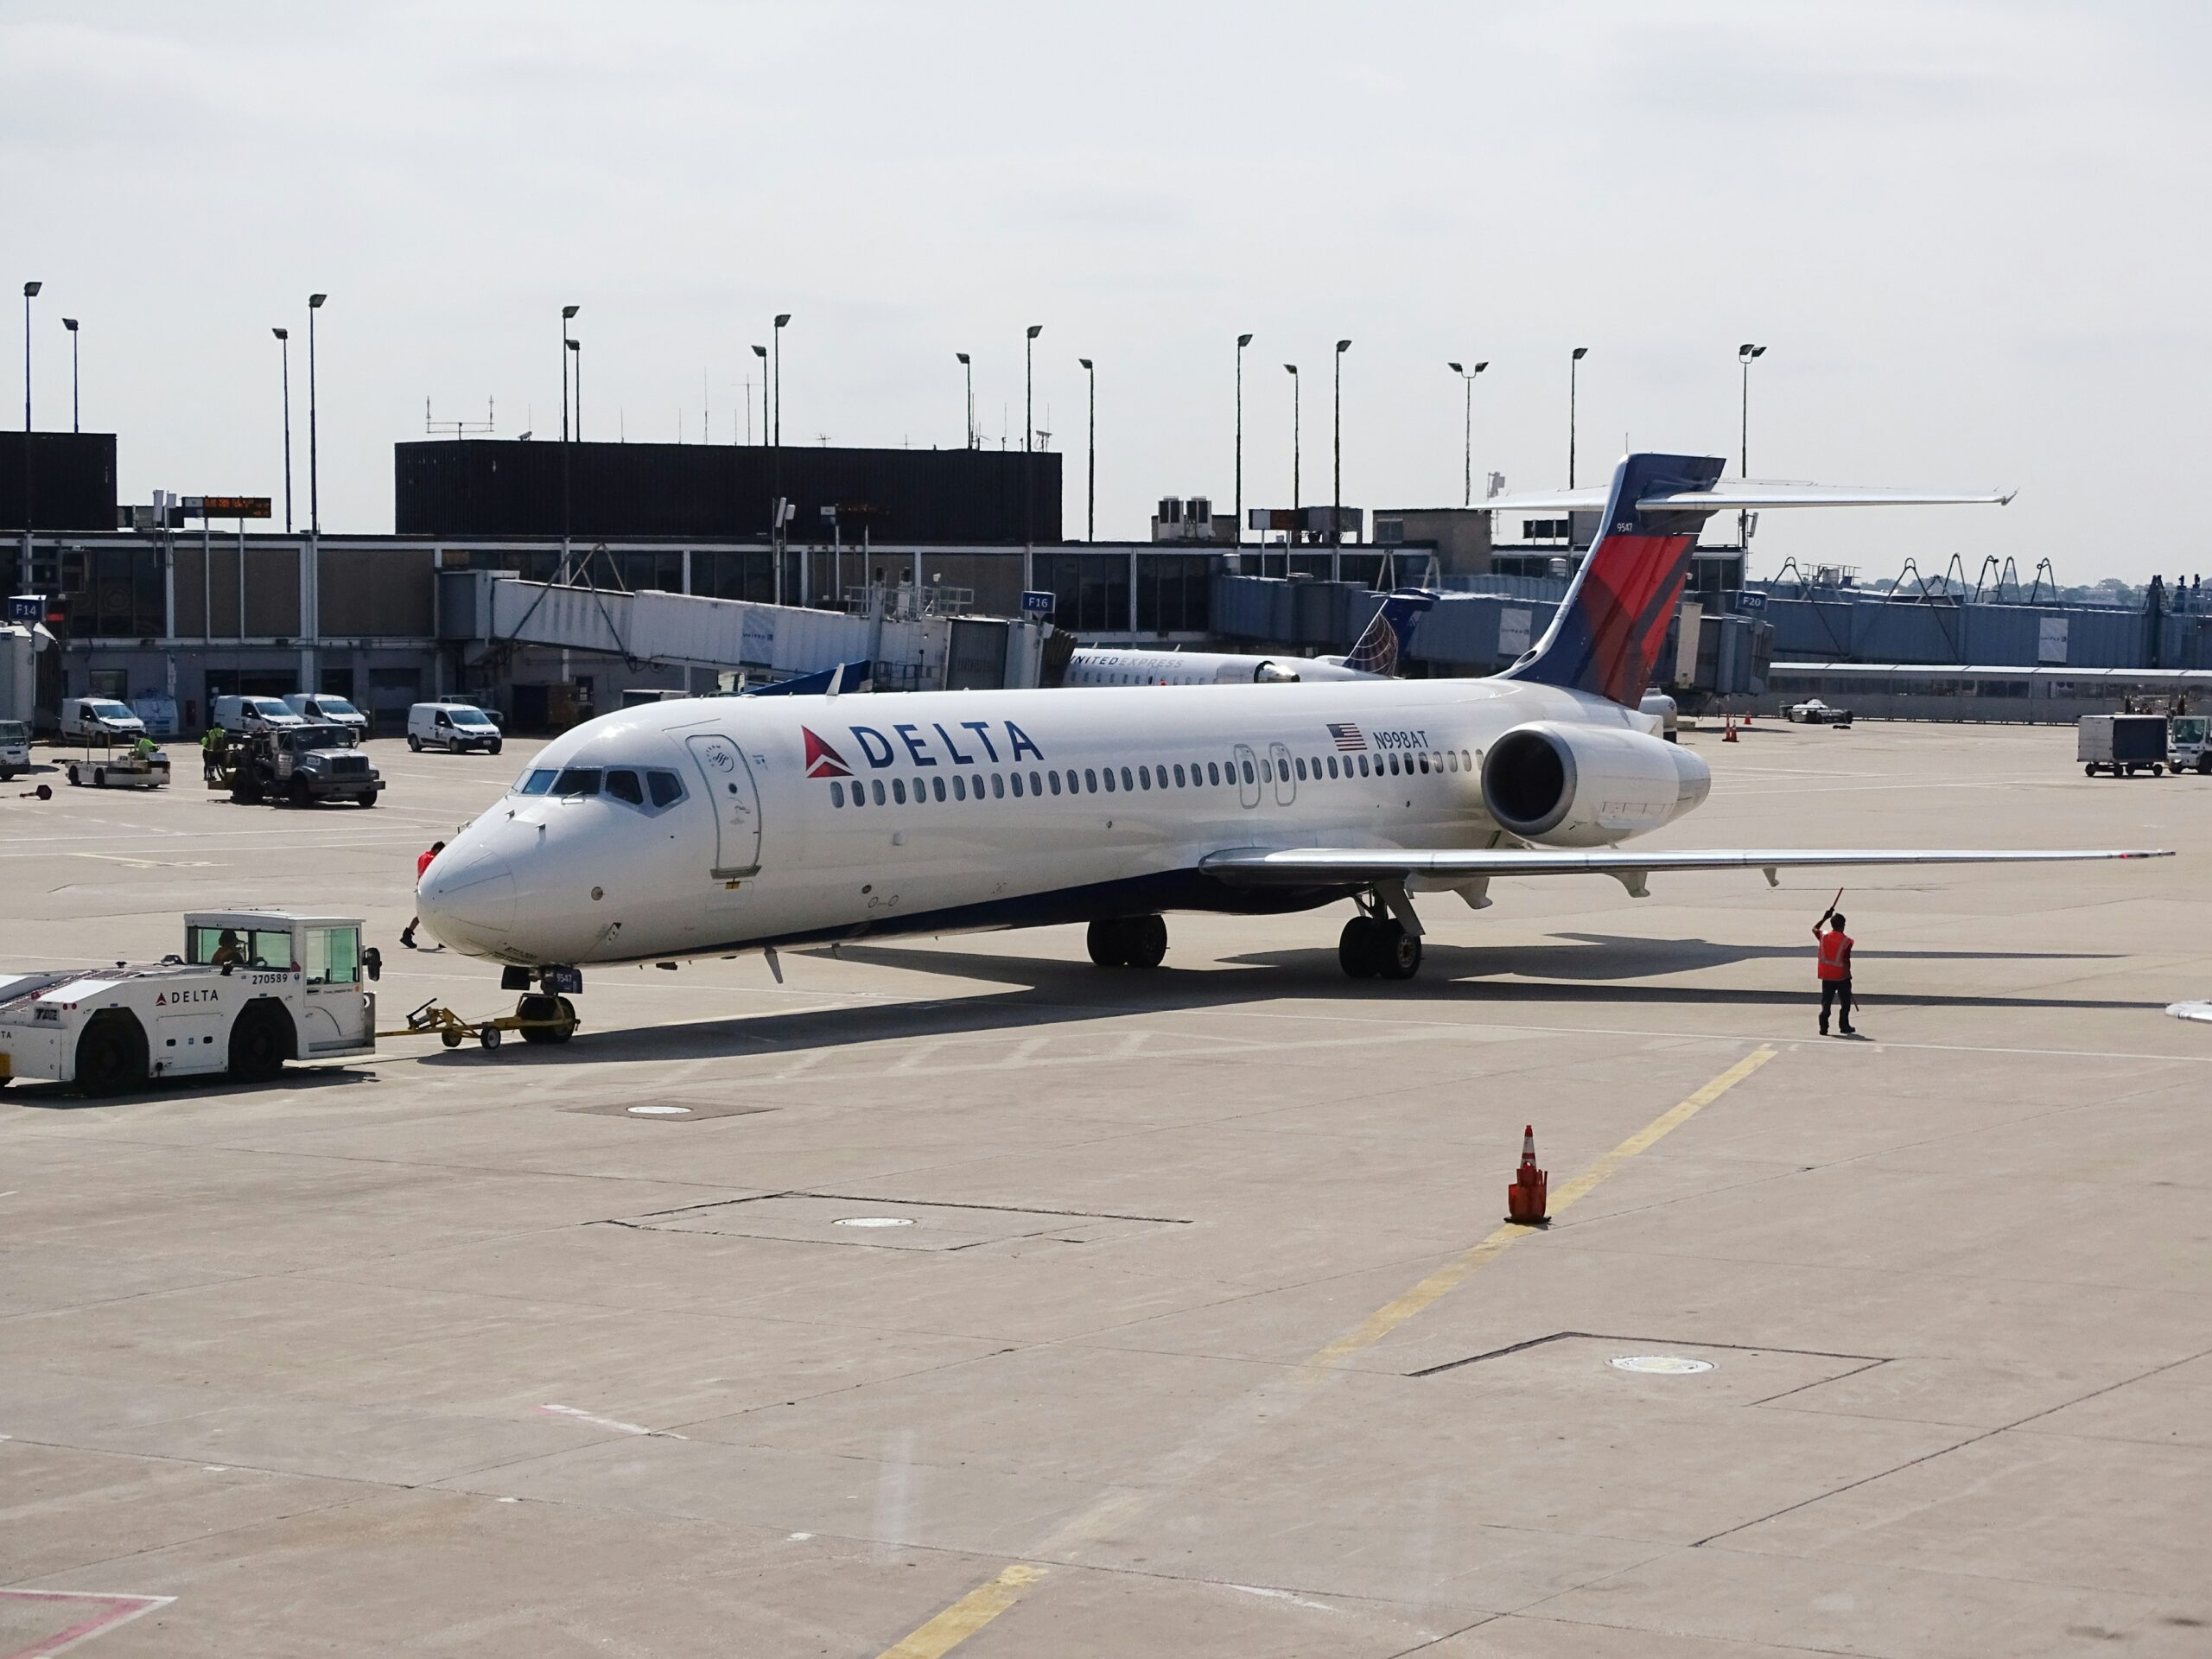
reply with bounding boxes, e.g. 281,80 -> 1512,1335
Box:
8,429 -> 2209,733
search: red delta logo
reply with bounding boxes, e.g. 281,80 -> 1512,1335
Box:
801,728 -> 852,779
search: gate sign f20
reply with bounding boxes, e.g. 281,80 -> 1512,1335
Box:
1020,590 -> 1055,616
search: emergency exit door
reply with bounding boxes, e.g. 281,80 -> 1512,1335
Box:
683,732 -> 763,879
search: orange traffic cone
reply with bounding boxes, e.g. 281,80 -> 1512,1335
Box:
1506,1124 -> 1548,1224
1723,713 -> 1738,743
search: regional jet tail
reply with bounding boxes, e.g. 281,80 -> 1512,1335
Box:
417,452 -> 2162,999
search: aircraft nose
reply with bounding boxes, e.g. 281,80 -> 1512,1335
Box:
417,847 -> 516,952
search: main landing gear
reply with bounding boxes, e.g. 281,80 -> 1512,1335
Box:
1087,915 -> 1167,969
1339,886 -> 1423,982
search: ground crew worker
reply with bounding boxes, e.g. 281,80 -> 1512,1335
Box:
200,727 -> 226,785
132,733 -> 157,762
399,840 -> 446,950
210,928 -> 245,969
1813,907 -> 1856,1036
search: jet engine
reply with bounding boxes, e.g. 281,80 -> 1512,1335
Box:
1480,721 -> 1712,848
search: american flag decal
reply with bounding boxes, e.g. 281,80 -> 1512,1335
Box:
1327,722 -> 1367,752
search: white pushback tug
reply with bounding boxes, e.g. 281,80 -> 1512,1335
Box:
0,911 -> 375,1094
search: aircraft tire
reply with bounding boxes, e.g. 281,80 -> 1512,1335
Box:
1086,918 -> 1132,968
1376,920 -> 1423,982
517,993 -> 576,1044
1124,915 -> 1167,969
1338,918 -> 1383,980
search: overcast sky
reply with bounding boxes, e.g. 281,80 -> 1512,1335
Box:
5,1 -> 2206,580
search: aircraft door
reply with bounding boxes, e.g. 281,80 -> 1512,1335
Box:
1269,741 -> 1296,806
683,731 -> 763,878
1232,742 -> 1261,809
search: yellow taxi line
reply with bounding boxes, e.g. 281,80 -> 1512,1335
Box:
870,1045 -> 1779,1655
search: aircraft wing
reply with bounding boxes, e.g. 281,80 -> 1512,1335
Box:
1201,846 -> 2169,888
1479,481 -> 2014,515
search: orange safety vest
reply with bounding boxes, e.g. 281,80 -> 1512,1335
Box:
1817,931 -> 1853,981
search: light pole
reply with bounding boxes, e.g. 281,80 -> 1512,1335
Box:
750,344 -> 766,444
22,281 -> 39,431
1077,357 -> 1095,542
1332,339 -> 1351,569
772,313 -> 790,602
1567,346 -> 1588,488
1024,323 -> 1042,590
1234,332 -> 1252,550
1738,342 -> 1766,546
19,283 -> 36,570
61,317 -> 79,432
560,304 -> 578,556
272,327 -> 293,533
307,293 -> 326,537
956,352 -> 973,448
1447,359 -> 1488,507
568,337 -> 582,438
1283,364 -> 1300,580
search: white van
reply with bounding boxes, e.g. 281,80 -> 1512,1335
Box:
212,696 -> 306,736
407,702 -> 503,754
283,692 -> 371,734
60,697 -> 147,741
0,718 -> 29,779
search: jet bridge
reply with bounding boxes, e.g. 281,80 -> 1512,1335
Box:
437,570 -> 1049,691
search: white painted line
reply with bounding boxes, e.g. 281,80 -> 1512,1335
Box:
0,1590 -> 176,1658
536,1402 -> 684,1440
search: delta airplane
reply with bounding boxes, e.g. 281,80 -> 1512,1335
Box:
1061,591 -> 1433,685
416,453 -> 2166,1023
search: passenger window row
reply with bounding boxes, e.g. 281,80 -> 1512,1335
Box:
827,747 -> 1478,810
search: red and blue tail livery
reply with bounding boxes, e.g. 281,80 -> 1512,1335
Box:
1503,453 -> 1726,708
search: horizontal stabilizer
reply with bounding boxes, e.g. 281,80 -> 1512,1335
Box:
1202,846 -> 2169,885
1480,480 -> 2015,516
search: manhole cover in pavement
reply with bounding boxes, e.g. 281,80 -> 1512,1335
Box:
1610,1355 -> 1715,1375
564,1098 -> 776,1122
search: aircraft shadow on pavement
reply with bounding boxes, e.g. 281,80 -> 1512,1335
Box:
409,933 -> 2158,1071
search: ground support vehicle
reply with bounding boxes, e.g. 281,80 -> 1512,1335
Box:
2168,714 -> 2211,775
0,912 -> 375,1094
60,697 -> 147,741
386,993 -> 581,1051
1788,697 -> 1854,726
212,695 -> 307,737
214,723 -> 383,806
0,717 -> 28,779
2078,714 -> 2168,777
407,701 -> 503,754
283,692 -> 371,734
65,737 -> 170,790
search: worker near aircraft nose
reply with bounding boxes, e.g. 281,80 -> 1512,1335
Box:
397,836 -> 444,955
1813,903 -> 1856,1037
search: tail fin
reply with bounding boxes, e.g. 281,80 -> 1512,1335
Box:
1340,589 -> 1436,677
1502,453 -> 1724,706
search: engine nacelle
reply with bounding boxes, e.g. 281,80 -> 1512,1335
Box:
1481,721 -> 1712,848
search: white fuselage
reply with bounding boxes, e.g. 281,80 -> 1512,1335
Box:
418,677 -> 1664,968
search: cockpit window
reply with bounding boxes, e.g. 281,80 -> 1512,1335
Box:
553,767 -> 601,797
515,768 -> 556,796
605,768 -> 645,805
647,769 -> 684,807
